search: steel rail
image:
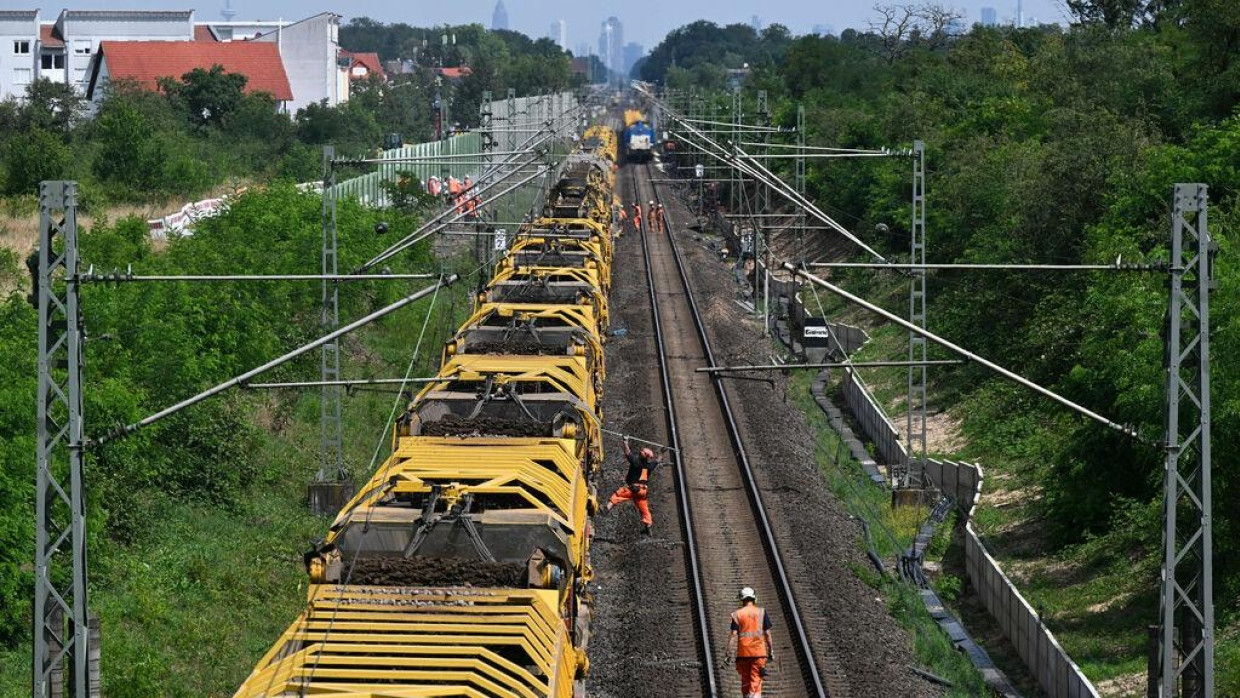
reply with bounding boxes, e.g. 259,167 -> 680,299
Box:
648,165 -> 830,697
633,166 -> 720,698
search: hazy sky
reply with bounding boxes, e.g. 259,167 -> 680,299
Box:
56,0 -> 1073,52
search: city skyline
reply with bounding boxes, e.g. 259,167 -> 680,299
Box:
54,0 -> 1074,52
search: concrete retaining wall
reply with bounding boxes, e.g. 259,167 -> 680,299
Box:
835,365 -> 1101,698
839,368 -> 907,470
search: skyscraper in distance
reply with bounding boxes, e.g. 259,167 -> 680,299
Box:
549,19 -> 567,51
598,17 -> 623,83
980,6 -> 997,26
622,42 -> 644,77
492,0 -> 509,31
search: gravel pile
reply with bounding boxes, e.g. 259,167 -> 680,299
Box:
421,415 -> 552,438
349,557 -> 526,587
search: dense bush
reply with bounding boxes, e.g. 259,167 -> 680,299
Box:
0,185 -> 435,646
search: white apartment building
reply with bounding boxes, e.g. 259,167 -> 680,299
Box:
54,10 -> 194,87
252,12 -> 348,113
0,8 -> 350,114
0,11 -> 40,99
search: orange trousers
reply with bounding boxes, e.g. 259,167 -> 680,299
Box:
735,657 -> 767,697
607,484 -> 651,526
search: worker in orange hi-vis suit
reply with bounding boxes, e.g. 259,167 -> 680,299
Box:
631,202 -> 643,233
603,437 -> 667,535
724,587 -> 774,698
447,175 -> 463,212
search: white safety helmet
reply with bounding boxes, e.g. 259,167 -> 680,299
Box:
739,586 -> 756,602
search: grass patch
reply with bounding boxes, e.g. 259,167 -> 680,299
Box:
786,369 -> 988,697
1219,627 -> 1240,696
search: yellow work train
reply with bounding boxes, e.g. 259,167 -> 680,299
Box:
234,122 -> 618,698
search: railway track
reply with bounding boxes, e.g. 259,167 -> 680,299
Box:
629,162 -> 847,698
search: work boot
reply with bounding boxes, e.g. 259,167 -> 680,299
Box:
643,524 -> 653,536
604,502 -> 613,513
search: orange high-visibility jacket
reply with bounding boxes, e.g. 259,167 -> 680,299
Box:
731,604 -> 770,658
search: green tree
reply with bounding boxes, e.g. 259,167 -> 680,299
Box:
92,97 -> 163,192
295,99 -> 380,152
161,65 -> 248,128
3,127 -> 72,195
19,78 -> 84,135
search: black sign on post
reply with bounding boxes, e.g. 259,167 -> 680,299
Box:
802,317 -> 831,348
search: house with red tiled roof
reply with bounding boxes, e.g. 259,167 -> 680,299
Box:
2,10 -> 196,100
436,66 -> 472,82
85,40 -> 293,111
341,50 -> 384,81
2,9 -> 349,113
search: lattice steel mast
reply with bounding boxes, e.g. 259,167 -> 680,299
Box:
1157,183 -> 1214,698
34,181 -> 95,698
317,147 -> 344,487
904,141 -> 927,488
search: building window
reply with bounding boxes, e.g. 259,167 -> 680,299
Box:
41,53 -> 65,70
73,40 -> 91,55
14,40 -> 31,55
13,68 -> 32,85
